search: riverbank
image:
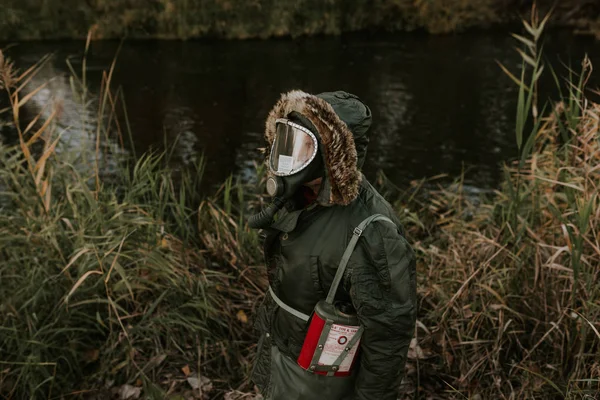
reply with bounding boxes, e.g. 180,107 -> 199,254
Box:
1,16 -> 599,400
1,0 -> 599,41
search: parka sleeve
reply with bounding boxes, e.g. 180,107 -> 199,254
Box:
347,222 -> 417,400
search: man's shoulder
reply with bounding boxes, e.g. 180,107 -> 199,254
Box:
349,177 -> 402,227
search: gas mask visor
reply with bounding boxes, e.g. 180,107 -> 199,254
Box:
269,118 -> 318,176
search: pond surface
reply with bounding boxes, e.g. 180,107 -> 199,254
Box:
3,31 -> 600,191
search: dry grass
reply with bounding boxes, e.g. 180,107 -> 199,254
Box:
388,14 -> 600,397
397,98 -> 600,398
0,47 -> 264,398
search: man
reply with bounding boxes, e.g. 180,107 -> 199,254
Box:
249,90 -> 416,400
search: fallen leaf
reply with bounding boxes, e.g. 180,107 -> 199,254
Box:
407,338 -> 424,360
224,391 -> 264,400
187,376 -> 200,390
182,364 -> 191,376
444,351 -> 454,367
410,362 -> 422,375
407,338 -> 431,360
160,237 -> 169,248
147,353 -> 167,369
187,375 -> 213,395
83,349 -> 99,363
118,384 -> 141,399
236,310 -> 248,324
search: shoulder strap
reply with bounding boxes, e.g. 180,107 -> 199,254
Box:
325,214 -> 396,304
268,286 -> 310,322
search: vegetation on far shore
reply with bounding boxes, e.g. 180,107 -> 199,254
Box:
1,10 -> 599,400
1,0 -> 600,41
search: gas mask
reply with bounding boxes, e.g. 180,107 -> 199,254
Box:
266,117 -> 324,199
249,115 -> 324,229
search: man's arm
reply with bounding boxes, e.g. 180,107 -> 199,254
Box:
348,223 -> 417,400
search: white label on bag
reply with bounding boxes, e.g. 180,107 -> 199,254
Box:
317,324 -> 360,372
277,155 -> 294,174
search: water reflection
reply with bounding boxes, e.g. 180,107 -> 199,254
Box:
2,31 -> 599,191
0,58 -> 125,177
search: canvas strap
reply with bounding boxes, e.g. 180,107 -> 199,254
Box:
269,285 -> 310,322
325,214 -> 396,304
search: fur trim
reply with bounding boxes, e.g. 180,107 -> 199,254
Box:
265,90 -> 361,206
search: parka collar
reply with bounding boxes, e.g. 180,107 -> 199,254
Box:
270,209 -> 303,233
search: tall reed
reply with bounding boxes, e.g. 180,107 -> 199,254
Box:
391,10 -> 600,399
0,46 -> 249,398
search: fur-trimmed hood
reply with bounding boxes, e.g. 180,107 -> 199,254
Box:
265,90 -> 372,206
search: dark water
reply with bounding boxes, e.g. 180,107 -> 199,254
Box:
3,31 -> 600,190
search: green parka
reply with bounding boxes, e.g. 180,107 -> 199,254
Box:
252,91 -> 417,400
